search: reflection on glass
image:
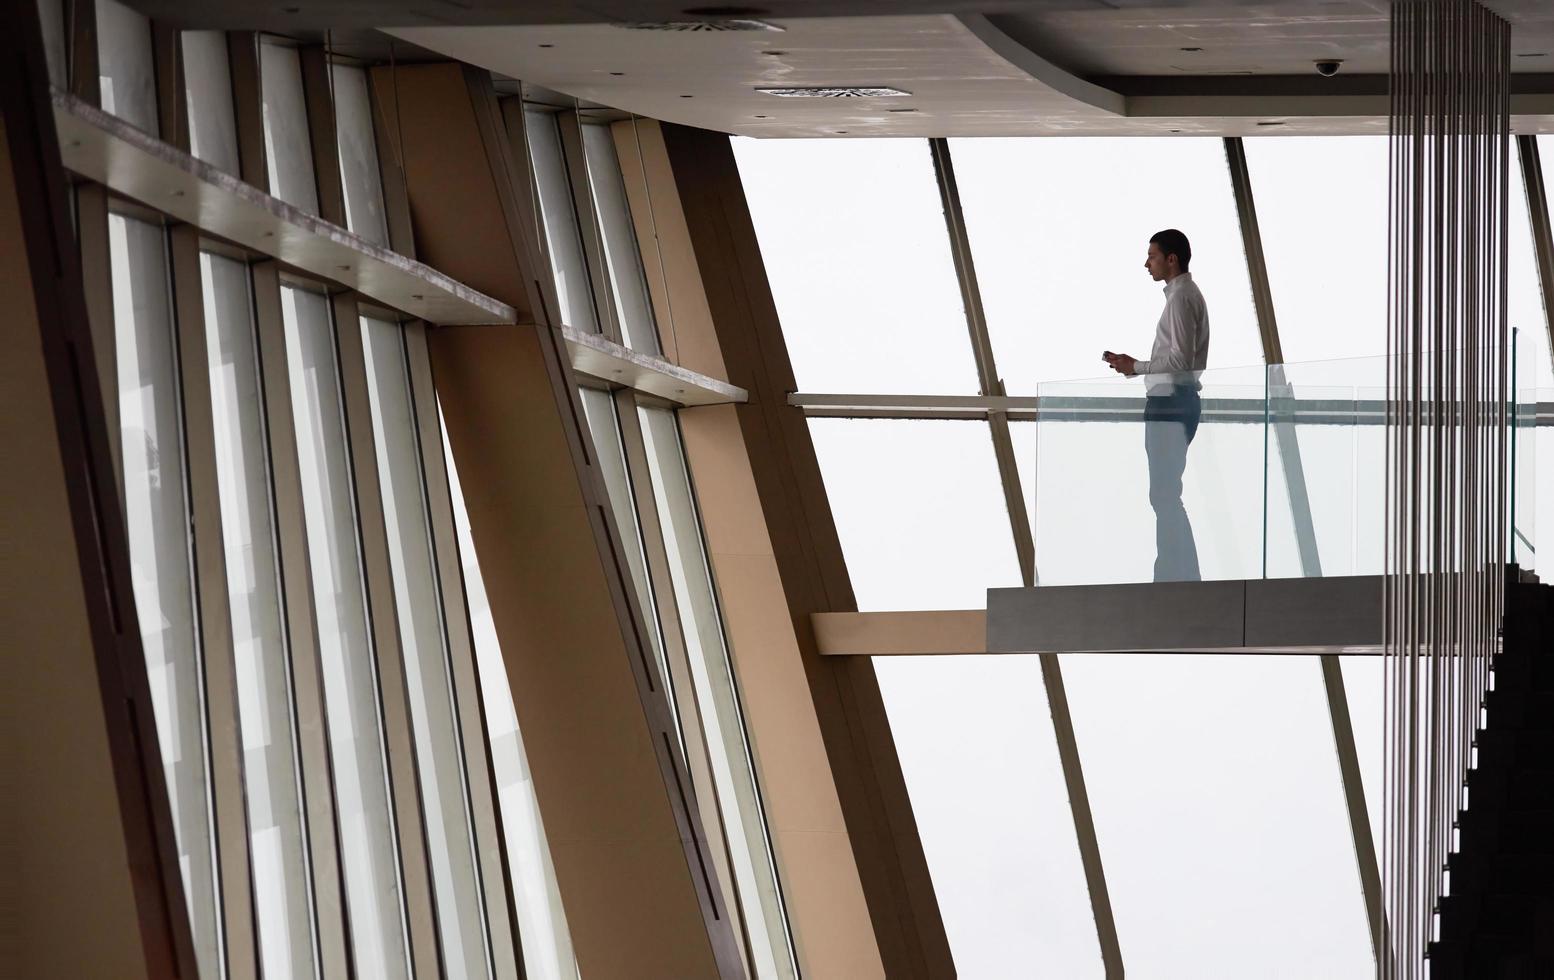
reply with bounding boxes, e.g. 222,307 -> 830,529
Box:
581,124 -> 660,352
109,212 -> 221,977
732,138 -> 978,394
183,32 -> 241,175
638,406 -> 796,979
261,40 -> 320,213
361,317 -> 490,979
1026,367 -> 1267,587
875,654 -> 1101,977
527,110 -> 597,331
281,285 -> 409,979
333,65 -> 390,247
1063,654 -> 1372,975
808,418 -> 1021,609
202,252 -> 318,979
96,0 -> 159,134
440,418 -> 580,980
950,137 -> 1263,388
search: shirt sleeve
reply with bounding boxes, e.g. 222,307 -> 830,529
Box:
1133,291 -> 1196,377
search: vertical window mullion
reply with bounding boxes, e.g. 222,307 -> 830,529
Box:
403,321 -> 524,980
361,312 -> 498,980
249,262 -> 351,978
279,281 -> 414,980
556,110 -> 621,343
524,107 -> 597,332
201,248 -> 326,980
607,390 -> 753,975
107,206 -> 223,978
637,402 -> 800,980
583,123 -> 662,355
168,226 -> 258,979
326,290 -> 443,979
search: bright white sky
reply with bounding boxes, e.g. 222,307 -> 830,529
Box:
732,133 -> 1554,979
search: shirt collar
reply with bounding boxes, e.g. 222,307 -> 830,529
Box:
1163,271 -> 1193,296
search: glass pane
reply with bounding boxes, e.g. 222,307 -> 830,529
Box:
441,419 -> 580,980
109,212 -> 220,977
281,284 -> 409,979
183,32 -> 241,176
360,316 -> 490,979
38,0 -> 66,90
950,137 -> 1264,388
638,406 -> 796,979
1026,364 -> 1268,587
1063,654 -> 1372,976
96,0 -> 158,135
577,388 -> 671,701
1264,357 -> 1387,580
581,124 -> 659,353
333,64 -> 390,247
1243,137 -> 1387,362
261,40 -> 320,213
201,252 -> 318,978
527,110 -> 597,331
875,654 -> 1101,977
808,418 -> 1021,609
733,138 -> 980,394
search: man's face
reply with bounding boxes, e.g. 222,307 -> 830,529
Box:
1144,242 -> 1173,281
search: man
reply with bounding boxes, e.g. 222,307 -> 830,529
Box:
1103,229 -> 1210,582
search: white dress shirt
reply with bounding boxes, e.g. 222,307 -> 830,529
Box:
1134,271 -> 1210,395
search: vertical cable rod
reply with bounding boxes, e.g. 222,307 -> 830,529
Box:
1384,3 -> 1510,975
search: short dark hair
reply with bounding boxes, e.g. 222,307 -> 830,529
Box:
1150,229 -> 1192,271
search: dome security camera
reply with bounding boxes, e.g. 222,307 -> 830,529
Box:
1315,59 -> 1344,77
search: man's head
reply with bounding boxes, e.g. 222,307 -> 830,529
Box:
1145,228 -> 1192,282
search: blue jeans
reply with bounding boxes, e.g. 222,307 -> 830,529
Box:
1144,385 -> 1202,582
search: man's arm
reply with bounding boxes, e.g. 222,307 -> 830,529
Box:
1104,351 -> 1138,376
1136,294 -> 1196,376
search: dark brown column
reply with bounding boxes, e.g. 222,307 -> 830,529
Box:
369,61 -> 744,978
653,121 -> 956,979
0,1 -> 196,975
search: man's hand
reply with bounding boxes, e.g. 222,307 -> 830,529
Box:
1103,352 -> 1138,376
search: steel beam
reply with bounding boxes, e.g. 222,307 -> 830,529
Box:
929,135 -> 1123,979
1517,134 -> 1554,380
1225,134 -> 1384,964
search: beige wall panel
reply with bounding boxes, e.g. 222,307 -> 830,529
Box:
1,150 -> 152,980
368,63 -> 535,320
678,407 -> 882,976
430,323 -> 727,978
647,120 -> 954,978
772,830 -> 896,980
611,118 -> 727,380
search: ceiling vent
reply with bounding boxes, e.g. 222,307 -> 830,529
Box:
615,19 -> 784,32
756,86 -> 913,98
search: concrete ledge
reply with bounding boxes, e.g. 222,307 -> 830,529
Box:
564,325 -> 746,407
53,91 -> 515,326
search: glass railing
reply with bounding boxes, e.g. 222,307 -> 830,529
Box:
1029,353 -> 1547,587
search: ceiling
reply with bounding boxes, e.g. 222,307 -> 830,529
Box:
129,1 -> 1554,137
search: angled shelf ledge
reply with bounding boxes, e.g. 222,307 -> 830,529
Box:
52,91 -> 516,327
563,325 -> 747,407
